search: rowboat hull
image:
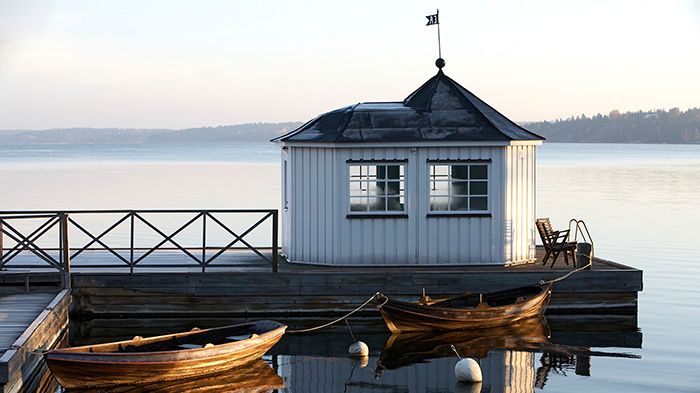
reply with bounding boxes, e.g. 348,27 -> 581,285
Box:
376,285 -> 552,333
44,320 -> 286,390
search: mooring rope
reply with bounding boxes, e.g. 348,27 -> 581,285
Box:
287,292 -> 382,334
6,344 -> 48,355
539,250 -> 594,286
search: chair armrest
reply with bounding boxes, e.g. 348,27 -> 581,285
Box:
552,229 -> 570,241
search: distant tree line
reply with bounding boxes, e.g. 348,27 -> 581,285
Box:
0,122 -> 303,145
525,107 -> 700,144
2,108 -> 699,144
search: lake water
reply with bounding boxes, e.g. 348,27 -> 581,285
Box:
1,142 -> 699,392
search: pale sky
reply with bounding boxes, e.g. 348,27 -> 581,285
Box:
0,0 -> 698,129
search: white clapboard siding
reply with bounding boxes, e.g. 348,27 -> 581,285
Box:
504,145 -> 537,264
282,143 -> 538,265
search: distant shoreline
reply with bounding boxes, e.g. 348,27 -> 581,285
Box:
1,107 -> 698,145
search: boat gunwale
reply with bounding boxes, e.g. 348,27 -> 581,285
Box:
379,284 -> 551,315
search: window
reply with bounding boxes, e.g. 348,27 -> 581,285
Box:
349,163 -> 405,213
428,162 -> 488,212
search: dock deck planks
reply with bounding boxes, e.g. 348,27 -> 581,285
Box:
0,293 -> 56,356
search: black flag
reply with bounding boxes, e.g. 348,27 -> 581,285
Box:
426,13 -> 439,26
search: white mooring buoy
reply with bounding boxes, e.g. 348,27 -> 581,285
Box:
348,341 -> 369,357
455,358 -> 482,383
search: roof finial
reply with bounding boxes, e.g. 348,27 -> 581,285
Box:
435,58 -> 445,69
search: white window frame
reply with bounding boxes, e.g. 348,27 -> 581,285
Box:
426,160 -> 490,215
347,160 -> 407,217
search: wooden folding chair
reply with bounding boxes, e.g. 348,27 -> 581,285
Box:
536,218 -> 576,268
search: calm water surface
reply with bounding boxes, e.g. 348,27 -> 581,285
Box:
2,143 -> 699,392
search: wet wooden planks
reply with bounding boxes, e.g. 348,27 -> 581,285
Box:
0,293 -> 56,354
0,290 -> 70,393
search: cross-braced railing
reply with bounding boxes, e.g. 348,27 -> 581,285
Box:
0,210 -> 279,273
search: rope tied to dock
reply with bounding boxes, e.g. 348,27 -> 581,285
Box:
8,344 -> 48,355
539,250 -> 594,286
287,292 -> 382,334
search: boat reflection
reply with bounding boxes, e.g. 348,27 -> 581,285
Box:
65,358 -> 284,393
376,316 -> 550,374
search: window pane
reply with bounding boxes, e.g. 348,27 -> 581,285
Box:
470,165 -> 487,179
350,197 -> 368,211
470,197 -> 488,211
368,197 -> 386,211
386,165 -> 401,180
470,181 -> 488,195
430,196 -> 449,211
376,166 -> 386,180
366,181 -> 380,196
451,197 -> 468,211
431,180 -> 449,195
451,165 -> 469,180
349,165 -> 362,178
431,165 -> 449,179
450,181 -> 468,196
386,181 -> 401,195
349,181 -> 365,196
366,166 -> 377,179
374,180 -> 387,196
387,197 -> 403,211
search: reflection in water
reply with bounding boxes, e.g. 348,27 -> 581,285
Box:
40,314 -> 641,393
63,358 -> 283,393
376,317 -> 551,374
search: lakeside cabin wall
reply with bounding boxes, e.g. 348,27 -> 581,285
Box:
281,143 -> 538,266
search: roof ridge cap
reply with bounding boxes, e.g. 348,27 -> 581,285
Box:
332,103 -> 360,142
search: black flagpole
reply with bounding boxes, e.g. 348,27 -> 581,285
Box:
437,9 -> 441,59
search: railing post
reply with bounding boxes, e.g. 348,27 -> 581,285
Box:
130,212 -> 135,274
201,212 -> 207,273
271,210 -> 278,273
0,219 -> 4,271
59,213 -> 71,289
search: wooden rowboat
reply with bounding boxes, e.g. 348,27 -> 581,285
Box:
44,320 -> 286,390
375,284 -> 552,333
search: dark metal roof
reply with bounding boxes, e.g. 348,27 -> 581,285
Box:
272,69 -> 544,143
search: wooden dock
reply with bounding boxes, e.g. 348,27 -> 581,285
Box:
0,286 -> 69,393
56,249 -> 642,318
0,247 -> 643,318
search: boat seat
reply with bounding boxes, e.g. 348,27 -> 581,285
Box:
178,343 -> 203,350
226,333 -> 258,341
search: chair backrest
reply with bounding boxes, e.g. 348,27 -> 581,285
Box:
536,218 -> 555,248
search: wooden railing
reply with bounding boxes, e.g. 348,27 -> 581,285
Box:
0,210 -> 279,273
